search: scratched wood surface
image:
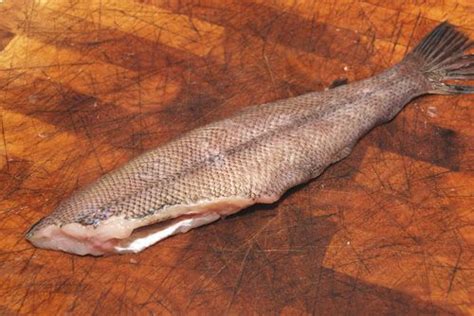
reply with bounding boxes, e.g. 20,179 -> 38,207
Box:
0,0 -> 473,314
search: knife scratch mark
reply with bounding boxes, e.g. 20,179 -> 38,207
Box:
226,244 -> 252,313
0,113 -> 8,171
446,247 -> 463,296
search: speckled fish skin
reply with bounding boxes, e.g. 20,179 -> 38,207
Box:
26,22 -> 474,256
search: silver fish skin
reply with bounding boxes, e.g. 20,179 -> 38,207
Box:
26,22 -> 473,256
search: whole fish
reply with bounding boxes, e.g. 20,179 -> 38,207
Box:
27,22 -> 473,256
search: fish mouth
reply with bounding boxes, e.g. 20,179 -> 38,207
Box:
26,197 -> 255,256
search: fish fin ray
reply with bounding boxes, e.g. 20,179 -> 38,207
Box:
404,21 -> 473,94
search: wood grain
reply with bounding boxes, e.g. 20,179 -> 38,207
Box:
0,0 -> 473,314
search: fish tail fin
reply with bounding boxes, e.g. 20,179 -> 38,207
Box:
403,21 -> 473,94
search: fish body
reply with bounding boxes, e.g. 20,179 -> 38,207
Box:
27,22 -> 474,256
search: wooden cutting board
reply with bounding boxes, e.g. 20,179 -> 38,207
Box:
0,0 -> 472,314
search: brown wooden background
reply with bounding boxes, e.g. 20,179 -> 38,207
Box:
0,0 -> 473,314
